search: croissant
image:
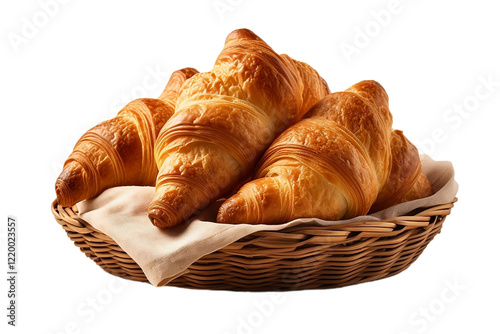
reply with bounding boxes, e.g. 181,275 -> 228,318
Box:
369,130 -> 433,213
217,80 -> 397,224
148,28 -> 330,228
55,67 -> 198,207
280,54 -> 331,118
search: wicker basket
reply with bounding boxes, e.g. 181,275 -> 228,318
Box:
51,198 -> 456,291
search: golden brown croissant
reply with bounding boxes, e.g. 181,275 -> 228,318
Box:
217,80 -> 396,224
148,28 -> 330,228
55,67 -> 198,207
280,54 -> 331,118
369,130 -> 433,213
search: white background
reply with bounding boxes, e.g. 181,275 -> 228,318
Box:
1,0 -> 499,333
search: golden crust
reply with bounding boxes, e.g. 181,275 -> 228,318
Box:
55,68 -> 198,207
218,80 -> 391,225
149,29 -> 330,228
218,79 -> 433,225
280,54 -> 331,119
369,130 -> 433,212
305,81 -> 393,189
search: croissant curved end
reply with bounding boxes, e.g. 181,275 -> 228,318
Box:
55,163 -> 88,207
167,67 -> 199,88
216,196 -> 247,224
55,178 -> 72,207
148,203 -> 181,228
178,67 -> 199,78
347,80 -> 389,106
224,28 -> 263,44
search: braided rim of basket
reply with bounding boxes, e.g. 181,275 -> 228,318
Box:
51,198 -> 457,291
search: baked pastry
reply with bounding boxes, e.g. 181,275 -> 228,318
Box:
148,28 -> 330,228
280,54 -> 331,118
369,130 -> 433,212
55,67 -> 198,207
217,80 -> 431,224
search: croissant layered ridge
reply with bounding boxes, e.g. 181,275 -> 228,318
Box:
304,81 -> 393,189
55,68 -> 198,207
217,80 -> 394,225
369,130 -> 433,212
148,28 -> 330,228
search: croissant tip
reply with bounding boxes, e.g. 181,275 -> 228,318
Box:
55,178 -> 75,207
179,67 -> 199,77
55,162 -> 90,207
149,217 -> 165,228
215,210 -> 229,224
148,207 -> 179,228
216,197 -> 246,224
225,28 -> 262,44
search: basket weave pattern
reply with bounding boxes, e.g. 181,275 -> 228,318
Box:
51,199 -> 456,291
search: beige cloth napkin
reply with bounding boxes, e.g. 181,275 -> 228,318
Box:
77,154 -> 458,287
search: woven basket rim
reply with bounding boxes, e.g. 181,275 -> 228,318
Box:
51,197 -> 457,291
51,197 -> 457,233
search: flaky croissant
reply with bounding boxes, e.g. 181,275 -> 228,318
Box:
148,28 -> 330,228
55,67 -> 198,207
369,130 -> 433,213
217,80 -> 399,224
